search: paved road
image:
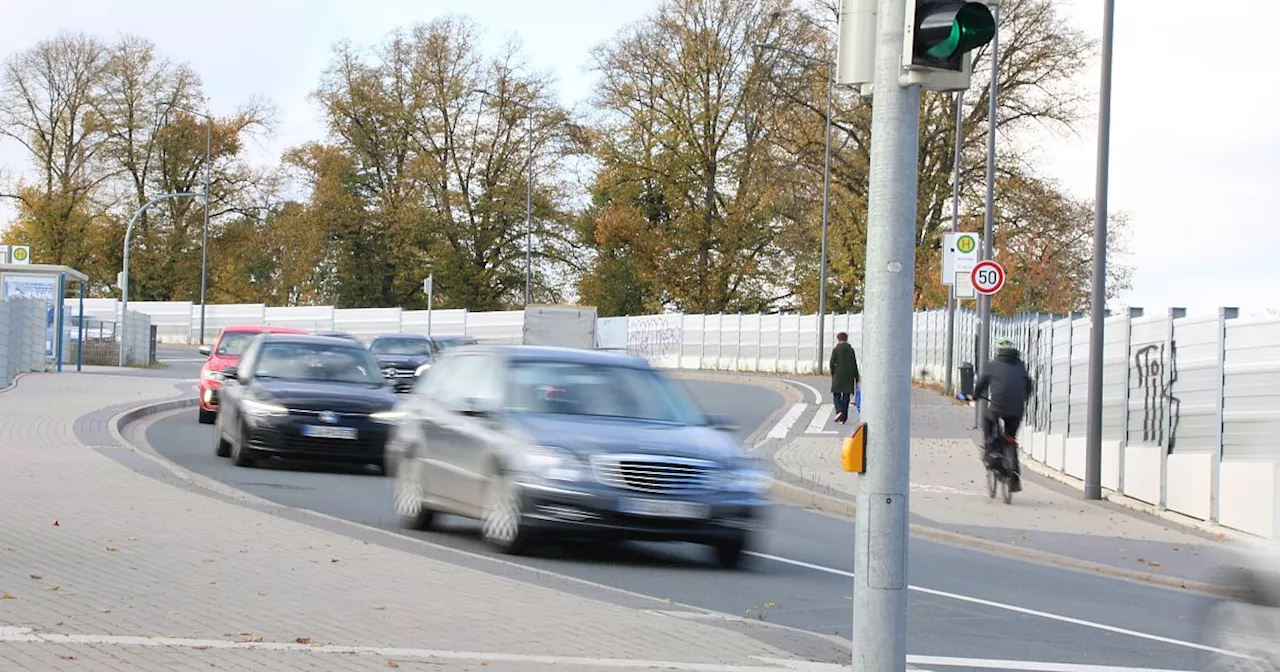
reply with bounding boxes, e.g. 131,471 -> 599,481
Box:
139,377 -> 1221,672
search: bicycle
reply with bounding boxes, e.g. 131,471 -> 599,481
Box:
976,395 -> 1018,505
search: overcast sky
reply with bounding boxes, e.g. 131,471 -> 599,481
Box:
0,0 -> 1272,316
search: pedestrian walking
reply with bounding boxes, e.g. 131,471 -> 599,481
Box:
829,332 -> 859,424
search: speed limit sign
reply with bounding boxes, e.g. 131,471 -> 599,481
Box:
970,260 -> 1006,296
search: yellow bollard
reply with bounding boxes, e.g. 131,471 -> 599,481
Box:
841,422 -> 868,473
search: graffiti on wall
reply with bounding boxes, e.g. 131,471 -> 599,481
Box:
1027,326 -> 1052,431
1133,341 -> 1181,453
627,316 -> 683,361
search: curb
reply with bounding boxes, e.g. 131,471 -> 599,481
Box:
106,397 -> 856,658
0,371 -> 32,394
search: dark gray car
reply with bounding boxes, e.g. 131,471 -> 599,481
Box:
386,345 -> 771,568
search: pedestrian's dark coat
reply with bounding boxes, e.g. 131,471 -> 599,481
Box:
830,342 -> 859,394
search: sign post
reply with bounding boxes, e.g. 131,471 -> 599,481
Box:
423,275 -> 434,338
970,259 -> 1006,296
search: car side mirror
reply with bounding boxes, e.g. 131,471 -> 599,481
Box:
198,345 -> 212,357
705,414 -> 739,433
222,366 -> 240,381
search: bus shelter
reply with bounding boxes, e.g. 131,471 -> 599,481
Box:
0,263 -> 89,373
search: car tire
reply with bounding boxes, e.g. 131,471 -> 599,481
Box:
481,471 -> 531,555
213,420 -> 231,458
230,421 -> 256,468
713,534 -> 750,569
198,407 -> 216,425
394,459 -> 436,531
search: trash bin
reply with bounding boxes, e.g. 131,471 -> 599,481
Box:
959,362 -> 975,398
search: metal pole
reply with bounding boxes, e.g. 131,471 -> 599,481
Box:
976,3 -> 999,426
817,71 -> 833,374
199,114 -> 212,345
121,192 -> 202,367
76,280 -> 84,372
853,0 -> 918,666
1084,0 -> 1115,501
944,91 -> 964,396
525,112 -> 533,307
426,274 -> 434,339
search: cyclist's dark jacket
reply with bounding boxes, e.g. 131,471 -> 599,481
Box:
973,347 -> 1033,416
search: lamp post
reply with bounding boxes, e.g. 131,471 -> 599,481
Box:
754,43 -> 834,373
474,88 -> 535,307
156,102 -> 214,344
120,192 -> 204,366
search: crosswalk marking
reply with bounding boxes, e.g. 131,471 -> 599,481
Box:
766,403 -> 808,439
804,404 -> 832,434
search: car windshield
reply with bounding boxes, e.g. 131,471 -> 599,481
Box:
252,342 -> 385,386
505,360 -> 703,424
371,337 -> 433,356
215,331 -> 260,356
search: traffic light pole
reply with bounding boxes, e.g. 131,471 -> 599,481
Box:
975,2 -> 999,429
853,0 -> 919,667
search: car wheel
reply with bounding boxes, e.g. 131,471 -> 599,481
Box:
713,534 -> 750,569
213,417 -> 231,458
481,472 -> 531,554
230,420 -> 256,468
394,459 -> 435,531
198,407 -> 216,425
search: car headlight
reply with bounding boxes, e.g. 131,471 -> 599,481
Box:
201,369 -> 225,382
371,410 -> 407,423
718,467 -> 773,493
414,363 -> 431,377
241,398 -> 288,417
524,446 -> 587,482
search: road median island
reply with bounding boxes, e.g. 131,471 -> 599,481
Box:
0,371 -> 850,670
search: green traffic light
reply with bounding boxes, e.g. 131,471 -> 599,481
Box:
922,3 -> 995,60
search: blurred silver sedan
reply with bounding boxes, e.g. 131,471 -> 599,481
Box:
1206,540 -> 1280,670
385,345 -> 772,568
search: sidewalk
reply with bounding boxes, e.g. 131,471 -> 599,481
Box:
771,385 -> 1243,593
0,371 -> 844,672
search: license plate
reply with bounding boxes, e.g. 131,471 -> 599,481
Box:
301,425 -> 358,440
618,498 -> 709,519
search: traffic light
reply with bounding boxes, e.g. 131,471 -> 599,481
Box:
903,0 -> 996,91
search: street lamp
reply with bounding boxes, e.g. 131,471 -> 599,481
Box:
474,88 -> 535,307
156,102 -> 214,345
120,191 -> 205,366
754,43 -> 834,374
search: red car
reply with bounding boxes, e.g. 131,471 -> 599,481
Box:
197,325 -> 308,424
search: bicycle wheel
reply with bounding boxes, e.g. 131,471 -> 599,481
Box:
986,468 -> 997,499
1001,474 -> 1013,504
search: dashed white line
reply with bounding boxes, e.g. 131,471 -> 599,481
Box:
743,553 -> 1248,659
766,403 -> 809,440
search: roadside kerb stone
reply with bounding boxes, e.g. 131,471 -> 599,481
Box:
0,372 -> 835,670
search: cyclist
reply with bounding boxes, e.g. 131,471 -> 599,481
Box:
973,338 -> 1033,493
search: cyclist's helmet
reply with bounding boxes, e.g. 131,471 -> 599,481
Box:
995,338 -> 1014,349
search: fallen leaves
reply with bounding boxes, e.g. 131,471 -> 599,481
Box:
52,520 -> 59,527
193,644 -> 210,651
387,660 -> 400,668
29,574 -> 41,580
295,637 -> 311,644
1,593 -> 15,599
57,654 -> 76,660
329,558 -> 339,563
243,635 -> 264,643
105,546 -> 119,552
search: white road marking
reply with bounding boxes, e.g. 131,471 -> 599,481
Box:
787,380 -> 823,403
766,403 -> 809,440
0,627 -> 839,672
742,554 -> 1250,660
805,405 -> 833,434
903,656 -> 1197,672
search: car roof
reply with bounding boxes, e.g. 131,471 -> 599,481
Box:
221,325 -> 308,335
452,345 -> 651,369
372,333 -> 431,340
258,333 -> 369,348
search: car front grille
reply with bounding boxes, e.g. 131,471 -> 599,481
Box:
382,367 -> 416,379
590,454 -> 716,494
